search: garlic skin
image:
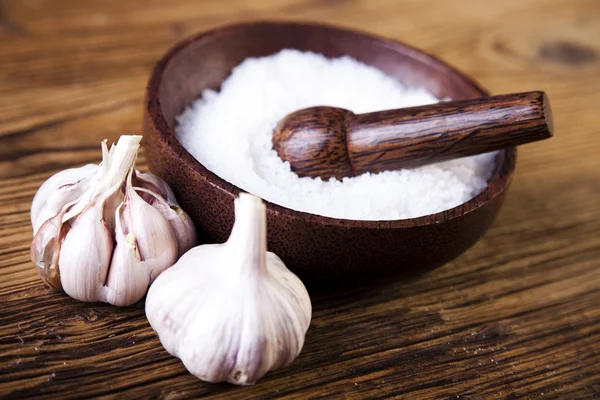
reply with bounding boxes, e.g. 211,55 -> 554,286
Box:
136,171 -> 178,205
133,185 -> 196,257
30,135 -> 196,306
31,164 -> 97,234
30,201 -> 76,289
145,193 -> 311,385
58,194 -> 115,302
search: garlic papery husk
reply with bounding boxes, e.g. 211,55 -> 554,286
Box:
30,138 -> 118,234
145,193 -> 312,385
30,200 -> 77,289
31,164 -> 98,234
29,135 -> 197,306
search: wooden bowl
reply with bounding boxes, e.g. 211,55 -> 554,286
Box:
143,21 -> 515,284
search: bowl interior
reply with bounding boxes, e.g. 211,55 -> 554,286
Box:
152,22 -> 512,229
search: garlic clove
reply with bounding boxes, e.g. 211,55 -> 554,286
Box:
122,170 -> 179,283
145,193 -> 311,385
102,168 -> 185,306
103,202 -> 150,306
135,171 -> 178,205
102,171 -> 178,306
31,164 -> 97,234
133,186 -> 196,257
30,201 -> 76,290
162,204 -> 196,257
58,199 -> 114,302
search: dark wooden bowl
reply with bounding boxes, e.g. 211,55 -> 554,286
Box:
143,21 -> 515,284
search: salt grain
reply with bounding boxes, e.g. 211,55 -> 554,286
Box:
176,49 -> 496,220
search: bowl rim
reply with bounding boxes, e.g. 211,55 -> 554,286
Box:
146,20 -> 516,229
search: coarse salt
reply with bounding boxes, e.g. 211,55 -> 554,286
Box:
176,49 -> 496,220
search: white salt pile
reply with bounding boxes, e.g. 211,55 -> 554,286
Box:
176,49 -> 497,220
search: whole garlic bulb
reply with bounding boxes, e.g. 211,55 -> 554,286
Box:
30,135 -> 197,306
145,193 -> 312,385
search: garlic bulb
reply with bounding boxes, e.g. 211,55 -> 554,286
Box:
30,135 -> 197,306
145,193 -> 311,385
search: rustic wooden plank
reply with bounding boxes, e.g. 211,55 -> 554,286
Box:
1,0 -> 600,398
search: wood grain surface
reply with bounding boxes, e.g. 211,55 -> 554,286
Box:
1,0 -> 599,399
348,91 -> 552,177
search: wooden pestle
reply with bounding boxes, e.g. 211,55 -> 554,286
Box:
272,91 -> 553,180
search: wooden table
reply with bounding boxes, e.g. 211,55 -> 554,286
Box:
1,0 -> 599,398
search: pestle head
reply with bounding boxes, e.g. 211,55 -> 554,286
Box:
272,106 -> 355,180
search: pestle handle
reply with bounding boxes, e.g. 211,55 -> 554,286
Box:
347,91 -> 553,175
